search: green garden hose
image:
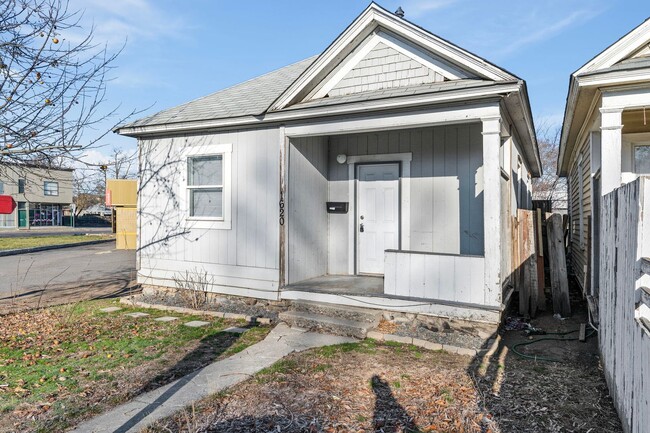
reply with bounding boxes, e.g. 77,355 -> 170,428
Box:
512,329 -> 596,362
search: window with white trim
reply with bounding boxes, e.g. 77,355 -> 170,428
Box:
44,181 -> 59,196
187,155 -> 223,218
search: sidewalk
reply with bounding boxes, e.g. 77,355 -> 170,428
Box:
69,323 -> 354,433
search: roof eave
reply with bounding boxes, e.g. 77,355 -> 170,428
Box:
115,82 -> 521,138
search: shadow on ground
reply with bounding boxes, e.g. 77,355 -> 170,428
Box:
0,277 -> 138,314
468,281 -> 623,433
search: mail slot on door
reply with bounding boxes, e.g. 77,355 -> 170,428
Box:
326,202 -> 348,214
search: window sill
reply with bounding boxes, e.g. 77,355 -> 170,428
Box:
185,218 -> 231,230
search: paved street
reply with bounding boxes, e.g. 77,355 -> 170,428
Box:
0,242 -> 136,312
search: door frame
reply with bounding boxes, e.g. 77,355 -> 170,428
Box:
356,162 -> 401,275
346,152 -> 412,275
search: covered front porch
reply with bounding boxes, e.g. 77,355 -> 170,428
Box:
279,105 -> 507,322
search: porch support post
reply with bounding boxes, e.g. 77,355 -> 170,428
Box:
278,126 -> 288,297
599,107 -> 623,196
482,116 -> 502,307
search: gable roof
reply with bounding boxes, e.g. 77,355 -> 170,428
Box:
558,17 -> 650,175
121,56 -> 316,129
575,17 -> 650,75
270,3 -> 517,111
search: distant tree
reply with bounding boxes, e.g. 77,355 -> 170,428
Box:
532,124 -> 567,211
0,0 -> 134,166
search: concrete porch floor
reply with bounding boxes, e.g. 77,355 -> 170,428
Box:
284,275 -> 384,296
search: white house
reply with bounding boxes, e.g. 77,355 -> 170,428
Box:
558,17 -> 650,297
559,18 -> 650,433
117,3 -> 541,325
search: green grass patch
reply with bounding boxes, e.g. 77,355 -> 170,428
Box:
0,234 -> 114,251
0,299 -> 269,431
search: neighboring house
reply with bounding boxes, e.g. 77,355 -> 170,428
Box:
117,3 -> 541,324
558,17 -> 650,296
0,163 -> 74,229
559,19 -> 650,433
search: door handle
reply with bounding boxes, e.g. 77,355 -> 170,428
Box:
359,223 -> 364,233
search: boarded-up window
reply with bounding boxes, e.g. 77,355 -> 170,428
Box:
187,155 -> 223,218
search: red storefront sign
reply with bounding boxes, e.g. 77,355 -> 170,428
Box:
0,195 -> 16,215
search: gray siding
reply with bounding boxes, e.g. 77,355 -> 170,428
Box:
328,42 -> 446,97
568,138 -> 591,291
327,124 -> 484,274
288,136 -> 329,284
138,127 -> 281,297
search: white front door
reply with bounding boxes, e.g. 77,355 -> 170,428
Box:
357,163 -> 400,274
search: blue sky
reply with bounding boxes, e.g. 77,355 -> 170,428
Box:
67,0 -> 650,164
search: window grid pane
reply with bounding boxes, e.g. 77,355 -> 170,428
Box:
190,188 -> 223,218
189,155 -> 223,186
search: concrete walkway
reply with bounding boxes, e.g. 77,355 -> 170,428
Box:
70,323 -> 354,433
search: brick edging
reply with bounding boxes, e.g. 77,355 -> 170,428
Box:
119,296 -> 274,325
366,330 -> 483,356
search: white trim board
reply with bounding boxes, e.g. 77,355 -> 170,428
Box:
270,3 -> 514,111
309,30 -> 469,101
345,152 -> 412,275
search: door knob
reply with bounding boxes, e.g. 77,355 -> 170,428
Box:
359,223 -> 364,233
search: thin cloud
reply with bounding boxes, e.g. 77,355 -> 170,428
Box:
496,8 -> 603,57
65,0 -> 189,46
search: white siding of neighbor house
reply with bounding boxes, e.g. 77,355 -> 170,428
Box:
137,127 -> 281,299
328,42 -> 446,97
568,137 -> 592,292
327,123 -> 484,275
288,136 -> 329,284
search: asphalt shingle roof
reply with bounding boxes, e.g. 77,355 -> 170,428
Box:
122,56 -> 317,128
284,79 -> 498,111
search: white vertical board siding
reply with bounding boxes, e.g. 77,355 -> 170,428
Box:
327,123 -> 484,275
288,137 -> 329,284
568,137 -> 592,292
599,177 -> 650,433
384,250 -> 486,305
137,128 -> 281,296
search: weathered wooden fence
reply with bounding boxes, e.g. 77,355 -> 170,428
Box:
600,177 -> 650,433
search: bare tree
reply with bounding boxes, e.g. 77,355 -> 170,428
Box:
109,147 -> 136,179
532,123 -> 568,211
0,0 -> 135,166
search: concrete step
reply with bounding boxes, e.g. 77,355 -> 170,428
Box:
289,300 -> 382,324
278,310 -> 374,339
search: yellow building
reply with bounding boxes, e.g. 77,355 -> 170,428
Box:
106,179 -> 137,250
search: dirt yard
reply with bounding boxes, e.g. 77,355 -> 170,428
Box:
0,300 -> 270,433
144,307 -> 622,433
142,290 -> 622,433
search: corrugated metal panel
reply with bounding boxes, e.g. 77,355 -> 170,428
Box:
107,179 -> 137,207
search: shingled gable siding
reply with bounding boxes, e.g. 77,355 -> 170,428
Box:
328,42 -> 446,97
568,137 -> 592,292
